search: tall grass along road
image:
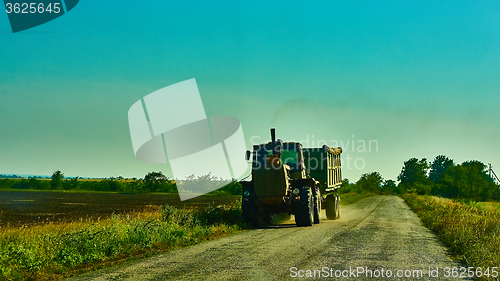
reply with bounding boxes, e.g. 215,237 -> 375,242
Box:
403,194 -> 500,279
66,196 -> 470,281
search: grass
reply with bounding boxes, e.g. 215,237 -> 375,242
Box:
402,193 -> 500,280
475,201 -> 500,212
339,191 -> 376,205
0,201 -> 244,281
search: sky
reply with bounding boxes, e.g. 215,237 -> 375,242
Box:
1,1 -> 500,182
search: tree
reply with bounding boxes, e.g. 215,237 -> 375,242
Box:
341,178 -> 350,188
397,158 -> 431,194
438,160 -> 497,200
429,155 -> 454,183
51,170 -> 64,190
144,171 -> 168,192
460,161 -> 491,200
383,179 -> 399,194
440,165 -> 464,198
383,179 -> 396,188
70,176 -> 79,189
339,178 -> 360,194
356,172 -> 383,193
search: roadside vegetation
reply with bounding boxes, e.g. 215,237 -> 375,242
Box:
395,155 -> 500,280
0,202 -> 244,281
337,154 -> 500,279
402,194 -> 500,280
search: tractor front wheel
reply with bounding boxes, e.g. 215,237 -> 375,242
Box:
242,187 -> 259,227
294,188 -> 314,227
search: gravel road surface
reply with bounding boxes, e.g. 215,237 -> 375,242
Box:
66,196 -> 471,281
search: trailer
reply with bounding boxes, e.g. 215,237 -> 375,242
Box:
303,146 -> 342,220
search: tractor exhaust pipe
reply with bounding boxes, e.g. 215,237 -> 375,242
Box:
271,128 -> 276,143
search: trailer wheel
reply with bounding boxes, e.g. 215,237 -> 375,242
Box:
242,186 -> 259,227
325,194 -> 338,220
294,188 -> 314,227
313,188 -> 321,224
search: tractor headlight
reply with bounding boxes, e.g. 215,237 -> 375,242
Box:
243,190 -> 250,197
292,188 -> 300,196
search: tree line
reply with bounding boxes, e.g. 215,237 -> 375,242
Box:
3,156 -> 498,200
0,170 -> 242,195
398,156 -> 499,200
340,155 -> 500,201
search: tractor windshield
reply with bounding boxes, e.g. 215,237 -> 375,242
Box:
281,143 -> 303,171
281,149 -> 298,166
252,143 -> 303,171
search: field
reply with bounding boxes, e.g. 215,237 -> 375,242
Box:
0,190 -> 240,227
0,188 -> 370,227
0,190 -> 243,280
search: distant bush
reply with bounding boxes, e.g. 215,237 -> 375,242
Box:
339,173 -> 398,197
7,178 -> 50,190
208,180 -> 242,196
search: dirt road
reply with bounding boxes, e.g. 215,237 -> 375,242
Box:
66,196 -> 470,280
